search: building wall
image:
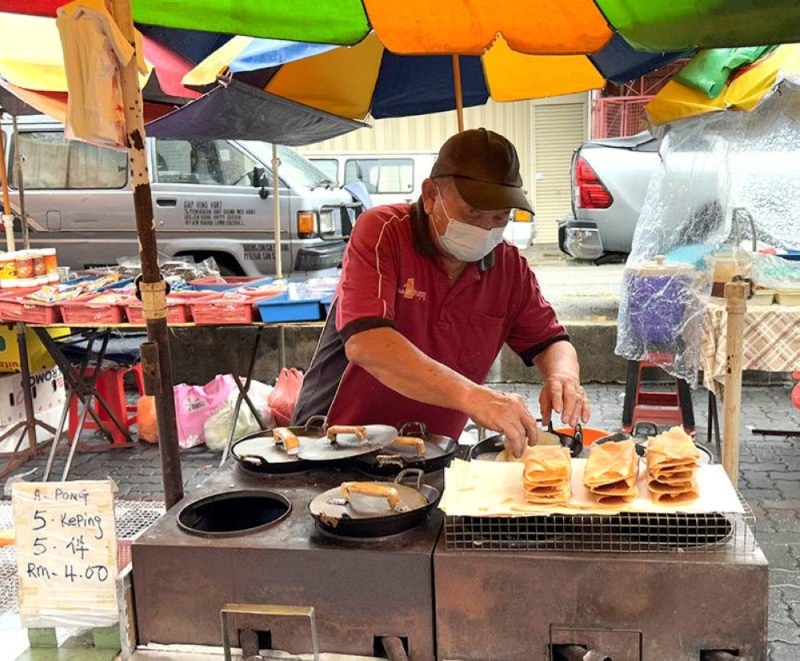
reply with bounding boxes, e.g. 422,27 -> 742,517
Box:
299,93 -> 590,244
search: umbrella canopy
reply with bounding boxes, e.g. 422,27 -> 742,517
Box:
146,80 -> 368,145
185,33 -> 687,120
0,12 -> 200,103
646,44 -> 800,126
8,0 -> 800,54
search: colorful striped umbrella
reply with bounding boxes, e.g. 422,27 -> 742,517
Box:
5,0 -> 800,54
646,44 -> 800,126
183,32 -> 686,120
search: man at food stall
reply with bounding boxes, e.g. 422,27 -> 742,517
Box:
292,128 -> 589,457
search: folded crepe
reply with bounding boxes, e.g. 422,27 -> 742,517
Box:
523,446 -> 572,505
646,426 -> 700,504
583,440 -> 639,505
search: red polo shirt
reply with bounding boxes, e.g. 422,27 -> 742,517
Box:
291,200 -> 569,441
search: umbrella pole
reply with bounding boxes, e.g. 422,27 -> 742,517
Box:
452,55 -> 464,133
272,143 -> 282,278
111,0 -> 183,508
0,124 -> 16,252
11,115 -> 29,250
722,280 -> 748,486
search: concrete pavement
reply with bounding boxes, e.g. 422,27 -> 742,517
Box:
2,381 -> 799,659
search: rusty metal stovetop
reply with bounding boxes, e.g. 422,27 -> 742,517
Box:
131,460 -> 442,660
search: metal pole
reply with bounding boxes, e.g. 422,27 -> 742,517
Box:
452,55 -> 464,133
110,0 -> 183,508
0,123 -> 16,252
722,280 -> 748,486
11,115 -> 29,249
272,143 -> 282,278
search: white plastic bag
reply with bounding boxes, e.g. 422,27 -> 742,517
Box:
204,393 -> 261,452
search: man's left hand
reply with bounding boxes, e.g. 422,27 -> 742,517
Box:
539,374 -> 590,428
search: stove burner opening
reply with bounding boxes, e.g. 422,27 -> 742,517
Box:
178,490 -> 292,538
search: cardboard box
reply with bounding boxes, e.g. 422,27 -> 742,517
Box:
0,366 -> 66,427
0,324 -> 71,374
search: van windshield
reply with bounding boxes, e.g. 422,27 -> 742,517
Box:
240,142 -> 335,189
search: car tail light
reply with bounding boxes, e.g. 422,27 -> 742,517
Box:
574,157 -> 613,209
297,211 -> 316,238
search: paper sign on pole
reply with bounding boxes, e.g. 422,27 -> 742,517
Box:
12,480 -> 118,628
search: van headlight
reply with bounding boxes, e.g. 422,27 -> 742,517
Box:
318,210 -> 335,235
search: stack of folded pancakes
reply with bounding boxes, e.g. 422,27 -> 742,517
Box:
583,439 -> 639,506
646,426 -> 701,504
522,446 -> 572,505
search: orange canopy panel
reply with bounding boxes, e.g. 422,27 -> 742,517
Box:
365,0 -> 612,55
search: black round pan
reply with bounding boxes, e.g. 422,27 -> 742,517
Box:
231,416 -> 330,474
308,469 -> 441,538
469,428 -> 583,462
353,421 -> 458,477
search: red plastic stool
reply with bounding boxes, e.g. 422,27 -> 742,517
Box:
68,363 -> 145,444
792,371 -> 800,411
622,359 -> 695,435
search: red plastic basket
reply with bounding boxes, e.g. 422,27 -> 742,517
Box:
123,293 -> 198,325
59,295 -> 126,325
0,294 -> 62,324
189,293 -> 257,325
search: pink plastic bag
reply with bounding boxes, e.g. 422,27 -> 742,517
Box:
174,374 -> 237,448
267,368 -> 304,427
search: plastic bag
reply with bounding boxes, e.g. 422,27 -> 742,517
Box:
204,393 -> 261,452
244,379 -> 275,428
136,395 -> 159,443
267,368 -> 304,426
174,374 -> 237,448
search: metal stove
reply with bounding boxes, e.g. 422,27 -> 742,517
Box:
434,512 -> 768,660
131,461 -> 442,659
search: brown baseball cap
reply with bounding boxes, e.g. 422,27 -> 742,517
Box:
430,128 -> 533,213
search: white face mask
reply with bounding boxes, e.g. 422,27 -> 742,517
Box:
435,188 -> 506,262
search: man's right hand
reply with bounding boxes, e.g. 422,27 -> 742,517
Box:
464,386 -> 538,458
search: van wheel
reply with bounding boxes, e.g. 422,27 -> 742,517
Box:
176,252 -> 244,277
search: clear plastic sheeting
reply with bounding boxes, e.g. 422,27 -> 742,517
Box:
617,75 -> 800,384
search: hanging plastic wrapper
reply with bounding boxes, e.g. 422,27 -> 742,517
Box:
616,74 -> 800,384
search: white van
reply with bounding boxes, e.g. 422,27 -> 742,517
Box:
1,116 -> 363,276
305,150 -> 534,249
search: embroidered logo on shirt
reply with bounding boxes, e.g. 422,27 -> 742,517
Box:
399,278 -> 427,301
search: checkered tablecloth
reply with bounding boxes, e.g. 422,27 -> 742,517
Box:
702,302 -> 800,396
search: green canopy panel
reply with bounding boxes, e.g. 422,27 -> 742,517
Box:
598,0 -> 800,51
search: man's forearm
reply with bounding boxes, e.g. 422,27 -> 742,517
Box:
533,340 -> 580,380
344,327 -> 479,413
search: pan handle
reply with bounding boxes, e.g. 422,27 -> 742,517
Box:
395,468 -> 424,491
273,427 -> 300,455
239,454 -> 268,469
327,425 -> 368,442
392,436 -> 427,455
398,421 -> 427,438
304,415 -> 328,434
340,482 -> 401,509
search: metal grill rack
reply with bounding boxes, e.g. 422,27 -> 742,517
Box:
444,493 -> 756,557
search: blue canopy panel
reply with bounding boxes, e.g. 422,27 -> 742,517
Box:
371,53 -> 489,119
590,33 -> 691,84
145,80 -> 367,146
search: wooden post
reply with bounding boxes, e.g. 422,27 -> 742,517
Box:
722,280 -> 748,486
451,55 -> 464,133
110,0 -> 183,508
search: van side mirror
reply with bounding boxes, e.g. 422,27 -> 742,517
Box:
253,167 -> 270,199
252,167 -> 267,188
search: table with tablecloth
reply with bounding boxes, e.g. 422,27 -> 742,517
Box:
701,301 -> 800,398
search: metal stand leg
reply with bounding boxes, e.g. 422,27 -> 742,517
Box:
221,326 -> 266,466
708,390 -> 721,455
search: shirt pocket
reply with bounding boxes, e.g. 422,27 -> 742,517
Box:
457,310 -> 507,382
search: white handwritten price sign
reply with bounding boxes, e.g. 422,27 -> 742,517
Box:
12,480 -> 118,628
